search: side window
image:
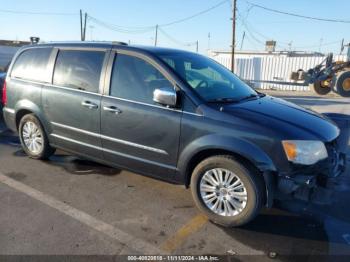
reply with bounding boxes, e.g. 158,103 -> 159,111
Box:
110,54 -> 173,104
53,50 -> 105,93
11,48 -> 52,82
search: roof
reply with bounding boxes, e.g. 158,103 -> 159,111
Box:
32,41 -> 116,49
23,41 -> 195,56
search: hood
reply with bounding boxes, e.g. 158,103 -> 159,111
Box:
222,95 -> 340,142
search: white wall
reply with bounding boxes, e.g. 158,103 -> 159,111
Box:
209,52 -> 347,91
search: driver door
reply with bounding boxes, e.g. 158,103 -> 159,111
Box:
100,51 -> 182,178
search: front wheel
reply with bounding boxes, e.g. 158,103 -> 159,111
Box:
19,114 -> 55,159
190,156 -> 264,227
336,70 -> 350,97
310,80 -> 332,95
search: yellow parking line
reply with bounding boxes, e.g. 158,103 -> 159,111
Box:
161,214 -> 208,253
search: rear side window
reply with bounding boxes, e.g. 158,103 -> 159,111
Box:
110,54 -> 172,104
11,48 -> 52,82
53,50 -> 105,93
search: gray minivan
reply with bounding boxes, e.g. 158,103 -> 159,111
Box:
2,42 -> 345,227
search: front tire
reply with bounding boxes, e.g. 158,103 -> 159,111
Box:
310,80 -> 332,95
19,114 -> 55,160
336,70 -> 350,97
190,155 -> 264,227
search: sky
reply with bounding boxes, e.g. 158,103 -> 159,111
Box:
0,0 -> 349,54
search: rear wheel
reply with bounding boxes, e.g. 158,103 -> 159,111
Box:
310,80 -> 332,95
336,71 -> 350,97
19,114 -> 55,159
190,155 -> 264,227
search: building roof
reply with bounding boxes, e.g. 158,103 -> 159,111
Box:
209,49 -> 324,57
0,40 -> 31,47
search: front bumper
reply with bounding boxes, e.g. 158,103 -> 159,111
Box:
275,139 -> 346,204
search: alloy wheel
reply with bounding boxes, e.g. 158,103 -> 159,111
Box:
22,121 -> 44,154
199,168 -> 247,216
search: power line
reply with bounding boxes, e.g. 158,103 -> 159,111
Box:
89,15 -> 198,48
87,0 -> 229,34
238,5 -> 345,51
88,16 -> 155,34
237,9 -> 290,46
293,40 -> 342,49
238,13 -> 343,51
158,27 -> 197,47
236,11 -> 267,45
245,1 -> 350,24
159,0 -> 229,27
0,8 -> 77,16
88,15 -> 154,31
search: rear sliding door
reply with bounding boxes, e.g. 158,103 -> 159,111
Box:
42,48 -> 108,159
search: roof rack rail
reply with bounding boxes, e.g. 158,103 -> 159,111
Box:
112,41 -> 128,45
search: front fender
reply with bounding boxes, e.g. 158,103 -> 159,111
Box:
178,134 -> 277,178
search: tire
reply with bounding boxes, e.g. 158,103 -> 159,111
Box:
18,114 -> 55,159
310,81 -> 331,95
336,70 -> 350,97
190,155 -> 264,227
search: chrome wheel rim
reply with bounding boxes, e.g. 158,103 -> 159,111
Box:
200,168 -> 247,217
22,121 -> 43,154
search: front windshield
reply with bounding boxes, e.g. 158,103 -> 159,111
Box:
158,52 -> 257,102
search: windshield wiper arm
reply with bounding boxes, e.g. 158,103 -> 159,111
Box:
238,94 -> 259,102
207,93 -> 262,104
207,97 -> 239,103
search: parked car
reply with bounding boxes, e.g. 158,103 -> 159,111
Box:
2,42 -> 345,226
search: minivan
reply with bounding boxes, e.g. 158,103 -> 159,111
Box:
2,42 -> 345,226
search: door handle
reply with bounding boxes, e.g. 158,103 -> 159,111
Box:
81,101 -> 98,109
103,106 -> 122,115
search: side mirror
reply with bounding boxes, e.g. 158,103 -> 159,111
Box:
153,87 -> 177,107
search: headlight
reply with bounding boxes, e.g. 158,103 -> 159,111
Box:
282,140 -> 328,165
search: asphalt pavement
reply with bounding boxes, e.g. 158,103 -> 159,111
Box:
0,93 -> 349,261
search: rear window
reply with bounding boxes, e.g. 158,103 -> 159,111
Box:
11,48 -> 52,82
53,50 -> 105,93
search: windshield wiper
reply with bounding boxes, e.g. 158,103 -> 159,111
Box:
207,97 -> 239,103
257,92 -> 266,98
238,94 -> 260,102
207,93 -> 263,104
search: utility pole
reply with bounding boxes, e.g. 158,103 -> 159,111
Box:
207,32 -> 211,50
340,38 -> 344,55
82,12 -> 87,41
80,10 -> 88,41
154,25 -> 158,46
231,0 -> 237,73
80,10 -> 83,41
240,31 -> 245,50
196,40 -> 199,53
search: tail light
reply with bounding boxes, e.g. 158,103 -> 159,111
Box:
2,80 -> 7,106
